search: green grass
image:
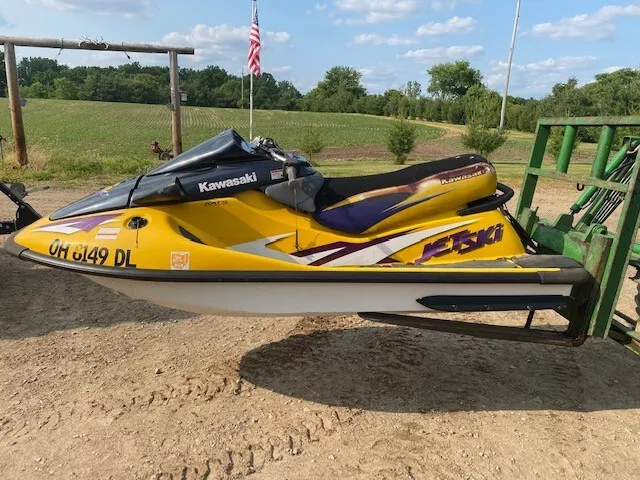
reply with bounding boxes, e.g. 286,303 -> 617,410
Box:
0,98 -> 441,181
0,98 -> 605,185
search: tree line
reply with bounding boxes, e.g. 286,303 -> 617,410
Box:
302,63 -> 640,143
0,53 -> 302,111
2,52 -> 639,140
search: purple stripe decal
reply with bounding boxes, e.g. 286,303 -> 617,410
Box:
41,213 -> 120,232
301,230 -> 414,267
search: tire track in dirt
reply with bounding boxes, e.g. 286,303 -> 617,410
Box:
131,318 -> 357,479
149,407 -> 350,479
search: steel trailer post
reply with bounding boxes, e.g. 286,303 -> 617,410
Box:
592,125 -> 616,179
515,122 -> 550,217
556,125 -> 576,173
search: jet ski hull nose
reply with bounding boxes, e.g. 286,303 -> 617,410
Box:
6,228 -> 590,317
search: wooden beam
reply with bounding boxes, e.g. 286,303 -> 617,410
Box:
4,43 -> 28,166
169,50 -> 183,157
0,36 -> 194,55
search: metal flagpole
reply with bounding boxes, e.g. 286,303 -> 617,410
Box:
250,72 -> 254,139
249,0 -> 255,139
499,0 -> 522,135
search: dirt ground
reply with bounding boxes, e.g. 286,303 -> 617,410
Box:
1,184 -> 639,480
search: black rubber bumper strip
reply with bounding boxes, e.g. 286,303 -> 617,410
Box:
4,233 -> 28,257
4,234 -> 593,285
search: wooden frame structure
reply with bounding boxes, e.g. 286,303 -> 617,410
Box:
0,36 -> 195,165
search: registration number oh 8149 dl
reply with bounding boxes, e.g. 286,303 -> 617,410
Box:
48,239 -> 137,268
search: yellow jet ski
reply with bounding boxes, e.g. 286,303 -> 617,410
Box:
5,130 -> 591,317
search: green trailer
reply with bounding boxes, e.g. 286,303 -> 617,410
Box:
514,116 -> 640,354
364,116 -> 640,355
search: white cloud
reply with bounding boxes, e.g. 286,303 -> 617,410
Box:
531,4 -> 640,41
358,64 -> 403,92
491,56 -> 597,74
602,65 -> 625,74
162,24 -> 291,64
430,0 -> 479,12
24,0 -> 154,18
353,33 -> 417,46
307,3 -> 328,14
267,32 -> 291,43
417,16 -> 478,36
487,56 -> 598,95
333,0 -> 420,24
402,45 -> 484,63
269,66 -> 292,74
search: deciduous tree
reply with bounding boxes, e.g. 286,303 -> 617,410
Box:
427,61 -> 483,99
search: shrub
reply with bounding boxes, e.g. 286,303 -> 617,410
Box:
461,125 -> 507,157
387,120 -> 417,165
300,126 -> 325,163
461,86 -> 507,157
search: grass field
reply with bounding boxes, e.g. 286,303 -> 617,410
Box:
0,98 -> 600,183
0,98 -> 443,181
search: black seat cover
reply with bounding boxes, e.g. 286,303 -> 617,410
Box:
315,154 -> 488,211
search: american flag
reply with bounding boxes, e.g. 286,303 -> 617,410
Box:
248,1 -> 261,77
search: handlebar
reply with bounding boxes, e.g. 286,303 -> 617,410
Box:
253,137 -> 301,187
286,166 -> 298,186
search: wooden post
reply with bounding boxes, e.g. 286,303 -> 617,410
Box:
169,50 -> 182,157
0,37 -> 194,162
4,43 -> 28,166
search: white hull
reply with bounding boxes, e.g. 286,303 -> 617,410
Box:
86,275 -> 574,317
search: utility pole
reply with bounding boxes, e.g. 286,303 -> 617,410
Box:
4,43 -> 28,167
499,0 -> 522,135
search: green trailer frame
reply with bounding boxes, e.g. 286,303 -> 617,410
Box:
515,116 -> 640,354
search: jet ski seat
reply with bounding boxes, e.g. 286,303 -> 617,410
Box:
315,154 -> 489,211
312,154 -> 496,234
264,153 -> 495,234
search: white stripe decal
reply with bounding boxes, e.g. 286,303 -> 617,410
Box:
228,234 -> 345,265
35,223 -> 82,234
324,220 -> 476,267
228,220 -> 476,267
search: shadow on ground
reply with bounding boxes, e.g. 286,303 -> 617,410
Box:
0,250 -> 193,339
240,325 -> 640,413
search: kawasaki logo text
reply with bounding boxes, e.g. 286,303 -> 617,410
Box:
199,173 -> 258,193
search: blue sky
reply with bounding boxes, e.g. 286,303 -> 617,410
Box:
1,0 -> 639,98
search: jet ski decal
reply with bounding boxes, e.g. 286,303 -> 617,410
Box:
317,221 -> 476,267
314,164 -> 492,234
228,233 -> 344,265
416,223 -> 505,264
34,213 -> 120,235
229,220 -> 475,267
